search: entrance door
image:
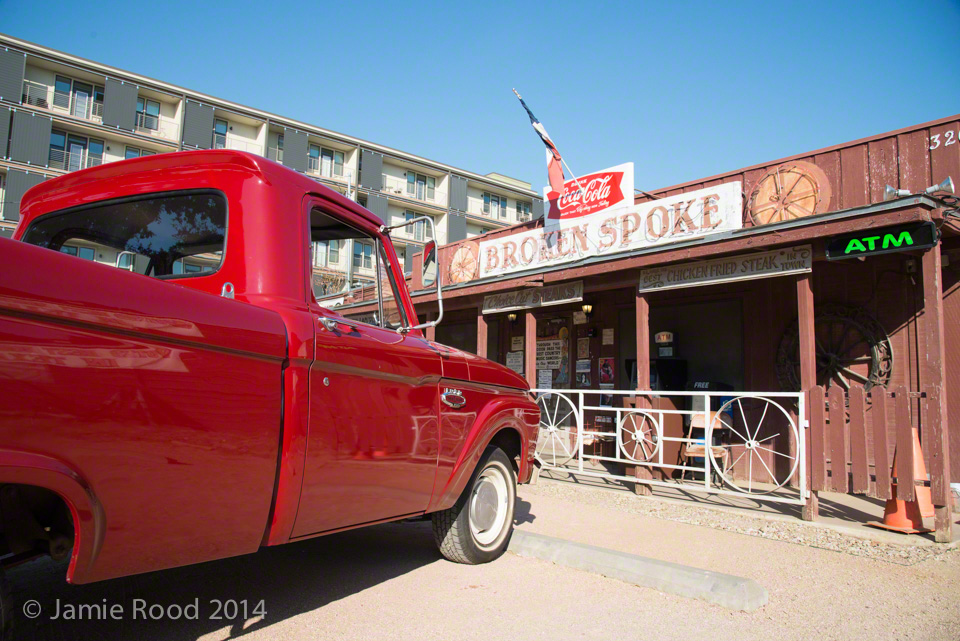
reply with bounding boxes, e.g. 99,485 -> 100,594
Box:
72,81 -> 92,118
66,135 -> 86,171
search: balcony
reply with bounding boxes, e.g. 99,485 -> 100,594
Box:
48,148 -> 104,172
134,111 -> 180,143
213,134 -> 262,154
381,174 -> 447,207
23,79 -> 103,124
467,195 -> 511,222
307,156 -> 351,184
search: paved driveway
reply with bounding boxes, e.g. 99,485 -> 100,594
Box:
6,486 -> 959,641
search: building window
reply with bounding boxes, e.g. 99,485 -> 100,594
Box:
406,172 -> 436,201
213,119 -> 228,149
483,192 -> 507,218
49,130 -> 103,171
136,97 -> 161,130
53,76 -> 72,110
516,201 -> 531,221
60,245 -> 95,261
404,211 -> 430,241
328,239 -> 340,263
353,241 -> 373,269
275,134 -> 284,163
125,146 -> 156,160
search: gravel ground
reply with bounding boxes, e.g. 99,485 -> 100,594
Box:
523,479 -> 957,566
4,482 -> 959,641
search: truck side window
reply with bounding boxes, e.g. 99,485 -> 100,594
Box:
309,207 -> 407,331
21,191 -> 226,278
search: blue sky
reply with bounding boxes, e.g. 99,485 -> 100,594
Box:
3,0 -> 959,192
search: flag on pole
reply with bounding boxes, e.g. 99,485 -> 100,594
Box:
513,89 -> 566,200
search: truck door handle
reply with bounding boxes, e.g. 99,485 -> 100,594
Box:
319,317 -> 355,333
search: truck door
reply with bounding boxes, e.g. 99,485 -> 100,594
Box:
292,210 -> 442,537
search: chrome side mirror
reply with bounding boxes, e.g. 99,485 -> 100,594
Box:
379,216 -> 443,335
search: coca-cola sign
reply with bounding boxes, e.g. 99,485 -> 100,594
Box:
545,162 -> 634,220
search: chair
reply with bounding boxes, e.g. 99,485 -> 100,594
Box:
680,411 -> 732,482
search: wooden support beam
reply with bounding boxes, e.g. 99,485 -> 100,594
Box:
920,245 -> 953,543
524,311 -> 536,389
632,289 -> 653,496
476,306 -> 488,359
797,272 -> 819,520
425,312 -> 436,342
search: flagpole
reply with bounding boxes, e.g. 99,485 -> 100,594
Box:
512,89 -> 588,196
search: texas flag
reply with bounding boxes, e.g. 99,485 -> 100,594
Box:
514,89 -> 566,214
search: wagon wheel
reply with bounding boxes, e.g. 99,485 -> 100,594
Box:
617,410 -> 661,462
776,304 -> 893,392
709,397 -> 800,495
534,393 -> 579,468
447,241 -> 480,284
747,161 -> 832,226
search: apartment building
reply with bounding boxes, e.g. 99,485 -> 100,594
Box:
0,34 -> 542,290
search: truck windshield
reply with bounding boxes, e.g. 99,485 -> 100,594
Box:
21,191 -> 226,278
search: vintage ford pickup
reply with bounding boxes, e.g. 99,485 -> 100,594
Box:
0,151 -> 539,620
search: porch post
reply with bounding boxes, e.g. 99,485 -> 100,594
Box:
524,311 -> 537,388
477,305 -> 488,359
633,289 -> 653,495
921,244 -> 953,543
425,311 -> 436,342
797,272 -> 819,520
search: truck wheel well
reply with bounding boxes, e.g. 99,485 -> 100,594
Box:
488,428 -> 522,474
0,484 -> 75,568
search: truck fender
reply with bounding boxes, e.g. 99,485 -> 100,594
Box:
428,396 -> 534,513
0,450 -> 104,584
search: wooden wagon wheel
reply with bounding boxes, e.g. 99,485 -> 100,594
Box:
447,241 -> 480,284
776,304 -> 893,392
747,161 -> 832,226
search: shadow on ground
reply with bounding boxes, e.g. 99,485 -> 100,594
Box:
6,520 -> 444,641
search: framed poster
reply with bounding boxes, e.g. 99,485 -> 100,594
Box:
510,336 -> 524,351
577,337 -> 590,360
506,351 -> 523,374
602,328 -> 614,345
599,357 -> 615,388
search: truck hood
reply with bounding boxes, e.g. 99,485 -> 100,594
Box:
428,342 -> 529,391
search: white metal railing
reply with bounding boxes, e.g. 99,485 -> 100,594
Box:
381,173 -> 447,206
213,135 -> 263,154
48,148 -> 104,171
307,156 -> 350,182
22,79 -> 102,122
532,388 -> 806,505
466,194 -> 511,221
135,111 -> 180,142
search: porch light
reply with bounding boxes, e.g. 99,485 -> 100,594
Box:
507,313 -> 518,323
581,304 -> 593,317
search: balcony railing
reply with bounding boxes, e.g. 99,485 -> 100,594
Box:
135,111 -> 180,143
22,79 -> 103,124
381,174 -> 447,206
307,156 -> 350,182
467,195 -> 511,221
212,135 -> 263,154
48,148 -> 104,172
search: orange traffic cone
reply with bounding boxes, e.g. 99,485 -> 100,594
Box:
867,428 -> 933,534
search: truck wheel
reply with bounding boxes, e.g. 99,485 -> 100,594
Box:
432,446 -> 516,564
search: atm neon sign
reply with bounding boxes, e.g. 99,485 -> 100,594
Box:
825,222 -> 937,261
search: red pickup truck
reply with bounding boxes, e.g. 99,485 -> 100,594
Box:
0,151 -> 539,615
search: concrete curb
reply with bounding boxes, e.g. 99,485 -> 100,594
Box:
508,529 -> 768,612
